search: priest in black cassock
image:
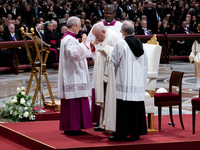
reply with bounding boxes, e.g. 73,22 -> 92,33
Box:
109,20 -> 148,141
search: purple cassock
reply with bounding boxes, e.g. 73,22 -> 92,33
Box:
60,98 -> 92,131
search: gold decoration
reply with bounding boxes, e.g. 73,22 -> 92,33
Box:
30,28 -> 34,34
146,34 -> 159,45
21,27 -> 58,111
20,27 -> 24,33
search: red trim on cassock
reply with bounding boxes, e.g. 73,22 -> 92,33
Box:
84,43 -> 89,49
90,42 -> 95,53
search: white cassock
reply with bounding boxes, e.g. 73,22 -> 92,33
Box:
111,39 -> 148,133
86,20 -> 122,42
111,39 -> 148,101
57,34 -> 93,99
93,29 -> 122,131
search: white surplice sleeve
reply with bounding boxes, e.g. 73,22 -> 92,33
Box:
111,42 -> 123,67
65,38 -> 93,61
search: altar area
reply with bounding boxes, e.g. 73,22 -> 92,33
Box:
0,61 -> 197,115
1,62 -> 200,149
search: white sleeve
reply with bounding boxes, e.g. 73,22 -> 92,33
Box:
111,42 -> 123,67
65,39 -> 92,61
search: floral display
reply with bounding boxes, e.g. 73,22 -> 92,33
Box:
0,87 -> 35,122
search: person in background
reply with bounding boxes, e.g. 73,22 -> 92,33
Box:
59,25 -> 67,39
5,24 -> 28,65
44,21 -> 60,68
137,19 -> 152,35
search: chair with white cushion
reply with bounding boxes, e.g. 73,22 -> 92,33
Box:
143,36 -> 162,131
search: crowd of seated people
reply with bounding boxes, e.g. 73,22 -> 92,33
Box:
0,0 -> 200,68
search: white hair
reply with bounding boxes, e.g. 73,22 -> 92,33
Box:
67,16 -> 80,28
8,24 -> 15,29
94,23 -> 107,32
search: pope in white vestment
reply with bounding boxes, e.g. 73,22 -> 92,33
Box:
58,17 -> 95,135
90,24 -> 122,132
109,20 -> 148,141
86,5 -> 122,126
87,20 -> 122,42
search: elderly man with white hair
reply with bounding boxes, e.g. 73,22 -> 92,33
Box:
86,5 -> 122,127
91,23 -> 122,133
58,16 -> 95,136
5,24 -> 28,64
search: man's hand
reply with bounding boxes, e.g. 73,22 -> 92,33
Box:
82,34 -> 87,43
91,39 -> 100,45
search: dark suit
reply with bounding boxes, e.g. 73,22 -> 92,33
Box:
32,7 -> 42,19
148,12 -> 160,34
127,10 -> 138,22
0,7 -> 8,18
11,8 -> 21,19
137,26 -> 152,35
115,6 -> 123,19
94,8 -> 104,20
0,35 -> 13,67
4,32 -> 28,65
175,27 -> 193,55
143,7 -> 154,21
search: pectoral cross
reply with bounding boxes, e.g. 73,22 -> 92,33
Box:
106,57 -> 110,66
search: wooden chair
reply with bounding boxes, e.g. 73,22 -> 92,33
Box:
154,71 -> 185,131
191,98 -> 200,134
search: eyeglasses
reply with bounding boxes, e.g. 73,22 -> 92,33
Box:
120,30 -> 122,33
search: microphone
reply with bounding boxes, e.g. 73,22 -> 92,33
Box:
36,21 -> 50,29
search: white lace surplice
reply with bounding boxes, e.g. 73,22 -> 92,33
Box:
57,35 -> 93,99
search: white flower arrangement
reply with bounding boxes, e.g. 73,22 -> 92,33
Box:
0,87 -> 35,122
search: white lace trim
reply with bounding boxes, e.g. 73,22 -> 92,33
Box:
65,83 -> 88,92
116,83 -> 144,93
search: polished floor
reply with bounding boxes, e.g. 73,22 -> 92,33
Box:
0,61 -> 199,121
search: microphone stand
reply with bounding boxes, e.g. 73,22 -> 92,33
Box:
35,22 -> 48,113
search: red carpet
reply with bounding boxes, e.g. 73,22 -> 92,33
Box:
1,114 -> 200,150
0,135 -> 29,150
34,108 -> 60,121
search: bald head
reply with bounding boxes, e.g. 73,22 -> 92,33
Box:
61,25 -> 67,34
92,23 -> 107,42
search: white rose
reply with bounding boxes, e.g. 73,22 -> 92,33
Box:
20,98 -> 26,105
17,87 -> 21,93
21,87 -> 25,91
11,99 -> 17,103
24,107 -> 28,110
10,110 -> 13,115
21,92 -> 26,96
14,111 -> 17,116
23,112 -> 29,118
30,115 -> 35,120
